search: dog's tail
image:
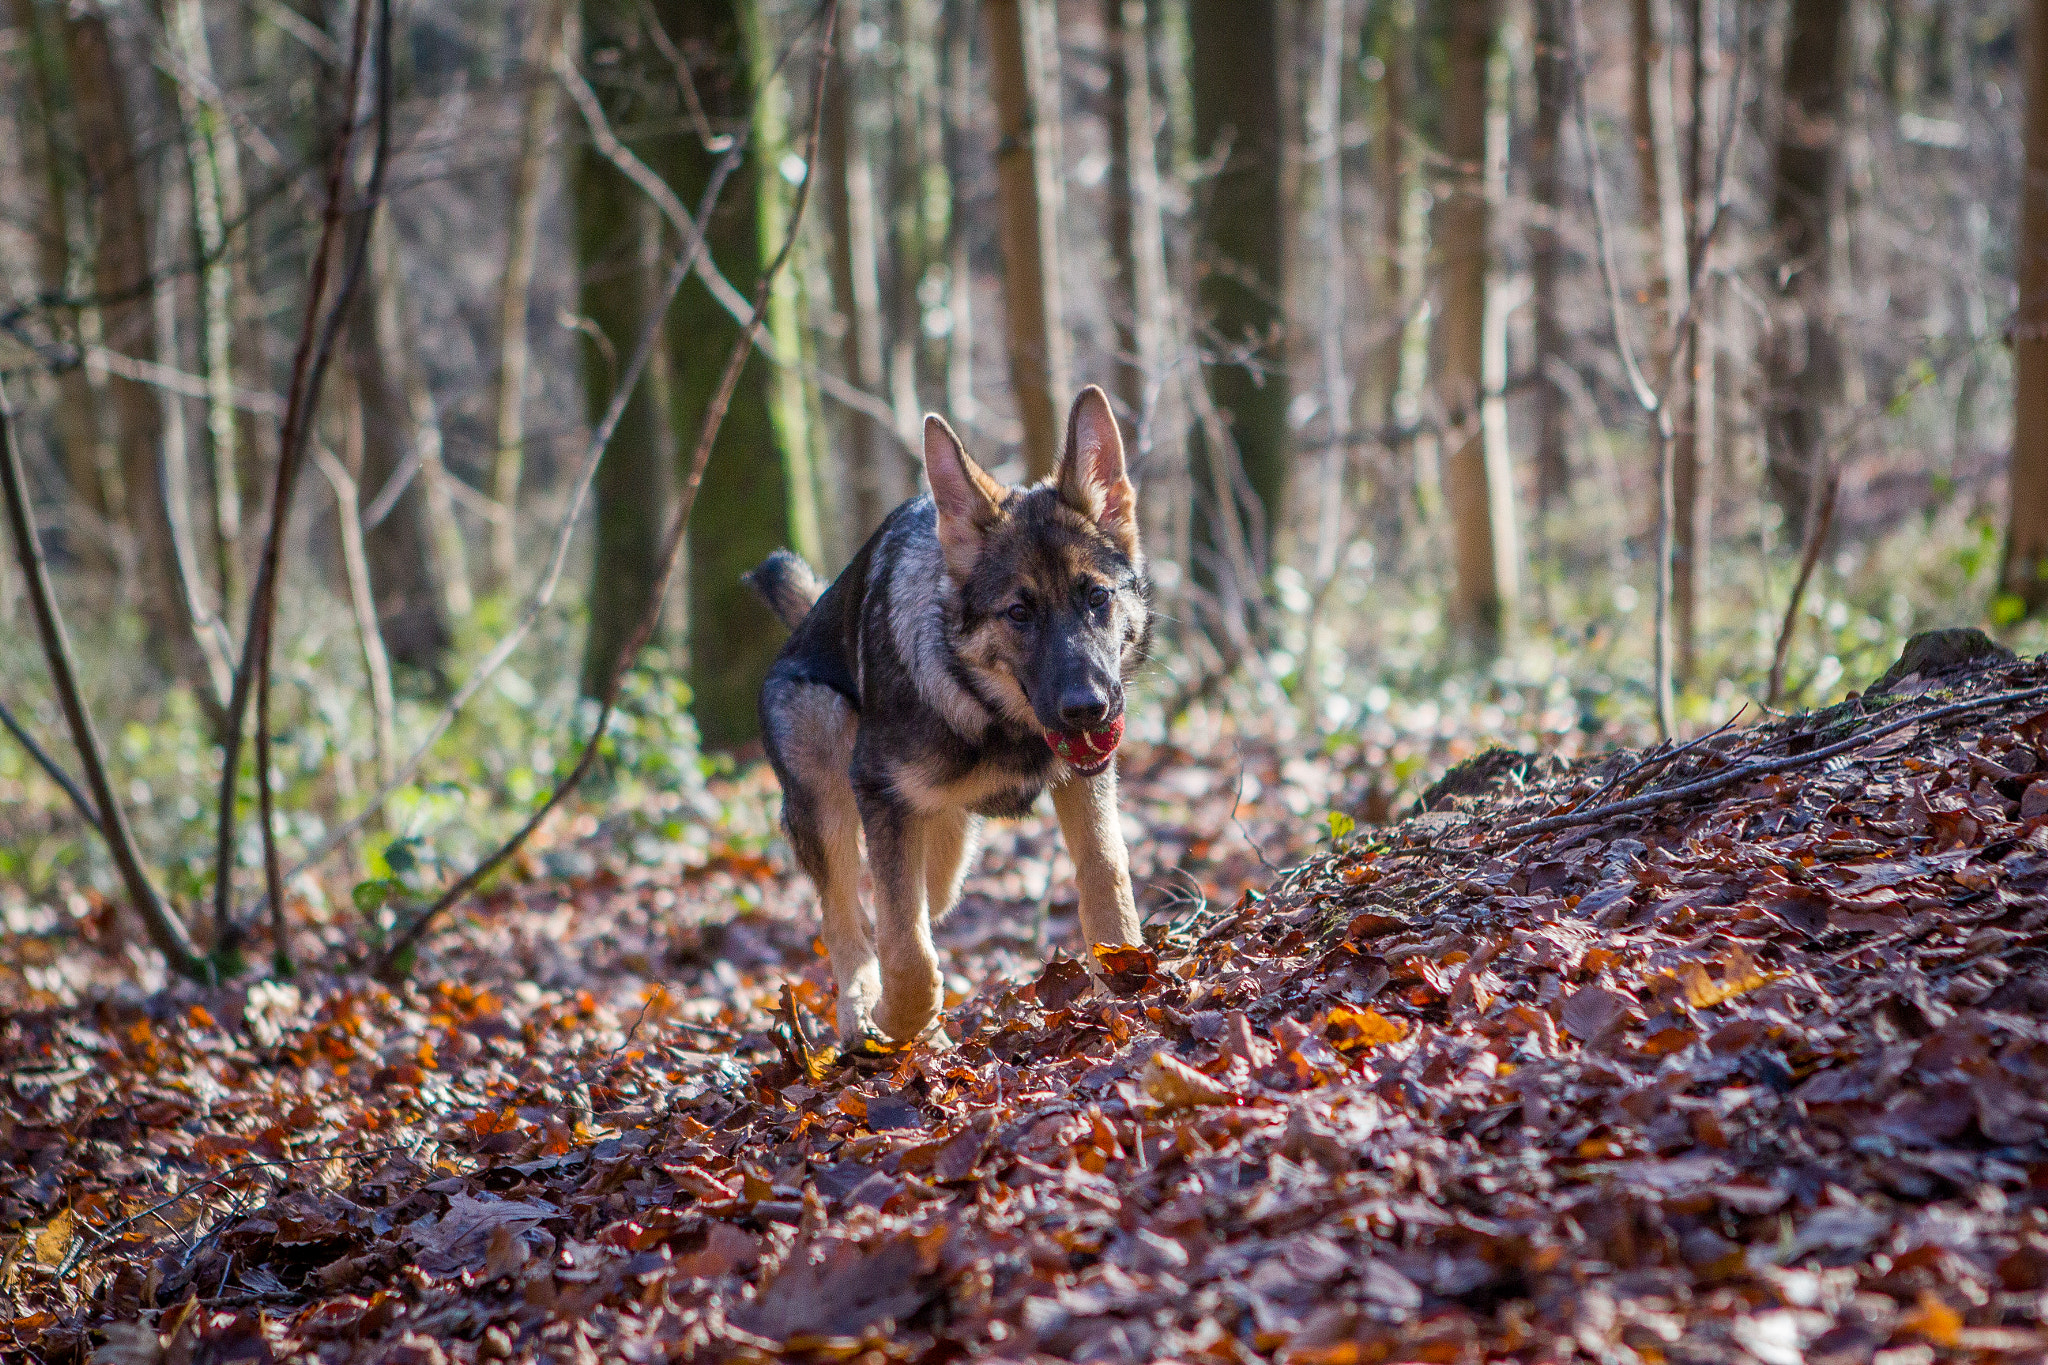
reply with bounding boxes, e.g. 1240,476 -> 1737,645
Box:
743,549 -> 824,630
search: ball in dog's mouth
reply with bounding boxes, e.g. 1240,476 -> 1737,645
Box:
1045,714 -> 1124,776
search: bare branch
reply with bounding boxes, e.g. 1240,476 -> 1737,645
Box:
0,379 -> 205,976
1505,680 -> 2048,839
0,695 -> 102,831
1766,468 -> 1841,707
210,0 -> 387,963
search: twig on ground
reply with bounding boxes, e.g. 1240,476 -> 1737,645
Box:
55,1143 -> 421,1279
1766,468 -> 1843,707
373,0 -> 841,977
1,381 -> 205,977
0,695 -> 102,831
1503,679 -> 2048,839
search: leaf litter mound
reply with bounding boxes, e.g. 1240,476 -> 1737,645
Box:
10,652 -> 2048,1363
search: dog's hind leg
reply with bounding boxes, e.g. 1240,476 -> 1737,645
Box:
923,807 -> 983,922
761,678 -> 879,1040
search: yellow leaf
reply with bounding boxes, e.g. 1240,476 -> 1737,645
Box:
1676,946 -> 1786,1009
1324,1007 -> 1408,1053
1140,1052 -> 1238,1111
1898,1291 -> 1963,1347
31,1208 -> 74,1268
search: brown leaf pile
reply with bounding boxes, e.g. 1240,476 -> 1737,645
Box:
9,659 -> 2048,1364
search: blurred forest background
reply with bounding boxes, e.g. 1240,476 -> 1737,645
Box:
1,0 -> 2046,980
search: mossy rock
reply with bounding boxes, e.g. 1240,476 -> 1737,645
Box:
1867,628 -> 2015,695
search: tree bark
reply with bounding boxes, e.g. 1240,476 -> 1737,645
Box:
62,4 -> 212,689
1188,0 -> 1291,554
744,0 -> 823,570
943,1 -> 979,426
577,167 -> 676,696
347,207 -> 455,675
163,0 -> 247,615
1675,0 -> 1719,677
1102,0 -> 1141,425
1529,0 -> 1571,517
984,0 -> 1068,478
577,0 -> 792,747
1436,0 -> 1511,657
1764,0 -> 1851,540
489,0 -> 570,591
11,0 -> 119,571
2003,0 -> 2048,616
819,0 -> 898,542
1308,0 -> 1351,581
1106,0 -> 1178,506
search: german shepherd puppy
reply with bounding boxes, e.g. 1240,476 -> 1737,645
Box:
747,386 -> 1149,1045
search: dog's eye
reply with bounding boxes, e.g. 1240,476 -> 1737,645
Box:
1087,585 -> 1111,610
1006,603 -> 1032,625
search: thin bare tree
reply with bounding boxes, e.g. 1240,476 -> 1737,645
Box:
2002,0 -> 2048,617
984,0 -> 1069,477
488,0 -> 572,591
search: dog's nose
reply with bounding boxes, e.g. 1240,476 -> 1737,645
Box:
1058,684 -> 1115,729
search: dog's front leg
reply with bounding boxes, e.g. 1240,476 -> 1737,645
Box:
1052,768 -> 1143,951
856,796 -> 943,1041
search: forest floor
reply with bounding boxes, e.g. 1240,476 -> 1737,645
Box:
8,649 -> 2048,1364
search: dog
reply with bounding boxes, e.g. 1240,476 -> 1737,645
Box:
747,385 -> 1151,1045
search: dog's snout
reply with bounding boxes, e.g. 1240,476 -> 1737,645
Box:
1058,681 -> 1120,729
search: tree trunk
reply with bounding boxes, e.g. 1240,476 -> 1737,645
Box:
163,0 -> 247,615
62,4 -> 213,693
1675,0 -> 1719,677
348,208 -> 455,676
9,0 -> 118,570
1102,0 -> 1141,425
1188,0 -> 1291,555
943,1 -> 978,426
1308,0 -> 1351,581
489,0 -> 570,591
1106,0 -> 1179,526
1529,0 -> 1571,517
1631,0 -> 1690,374
577,172 -> 676,696
577,0 -> 791,747
1436,0 -> 1511,657
2003,0 -> 2048,617
984,0 -> 1068,478
821,0 -> 901,541
744,0 -> 823,570
1764,0 -> 1851,540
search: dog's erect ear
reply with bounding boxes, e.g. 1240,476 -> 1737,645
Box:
1055,386 -> 1138,556
925,414 -> 1006,580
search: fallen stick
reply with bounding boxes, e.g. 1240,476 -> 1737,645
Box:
1503,678 -> 2048,839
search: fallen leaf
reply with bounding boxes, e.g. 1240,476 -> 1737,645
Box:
1323,1007 -> 1406,1052
1139,1052 -> 1240,1111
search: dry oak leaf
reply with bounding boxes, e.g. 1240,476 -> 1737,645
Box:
1140,1052 -> 1242,1111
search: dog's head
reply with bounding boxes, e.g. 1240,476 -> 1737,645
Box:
924,386 -> 1150,775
